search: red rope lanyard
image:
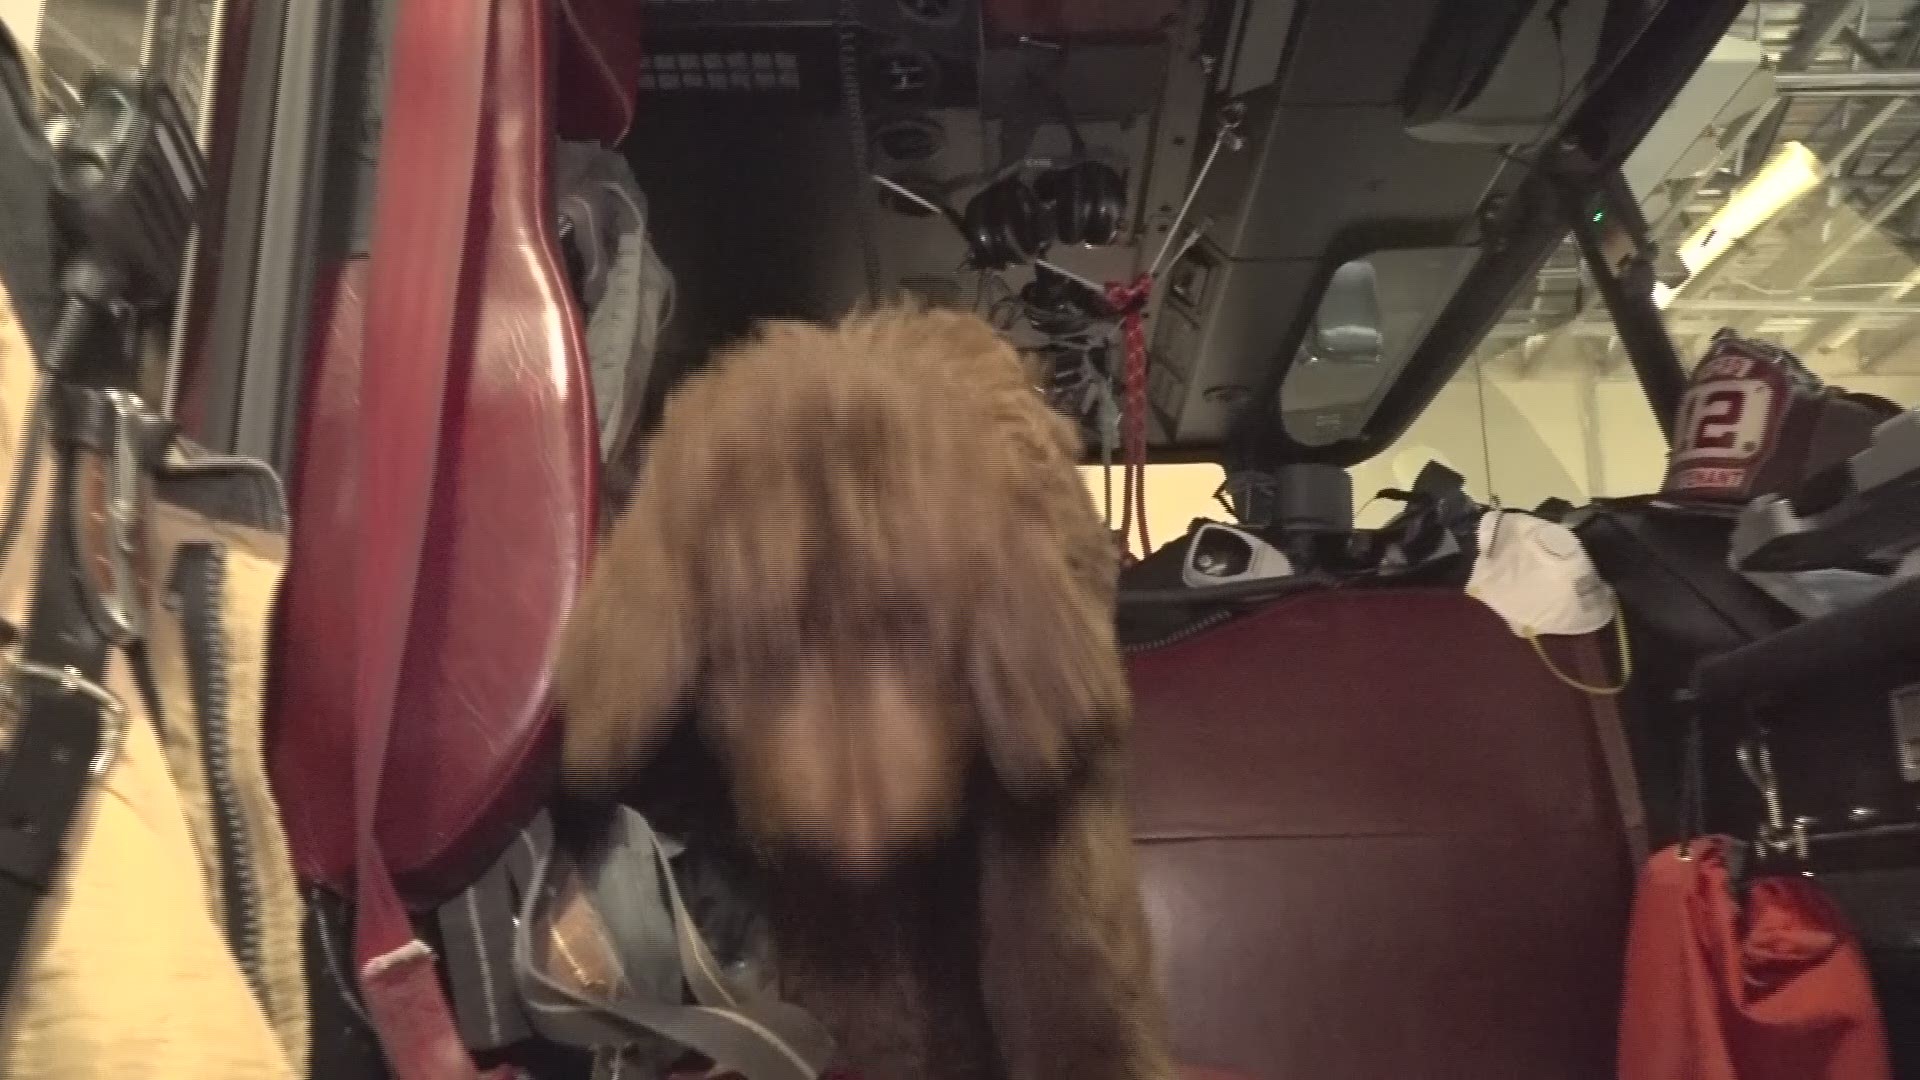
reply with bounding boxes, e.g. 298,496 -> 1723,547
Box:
1104,273 -> 1152,563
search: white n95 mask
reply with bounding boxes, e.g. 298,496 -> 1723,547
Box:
1465,511 -> 1616,639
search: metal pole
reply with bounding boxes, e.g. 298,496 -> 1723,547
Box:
1777,69 -> 1920,94
1790,165 -> 1920,288
1829,97 -> 1907,172
1797,6 -> 1920,359
1558,163 -> 1689,443
1800,265 -> 1920,354
195,0 -> 344,471
1748,0 -> 1866,158
1490,320 -> 1821,343
1668,297 -> 1920,314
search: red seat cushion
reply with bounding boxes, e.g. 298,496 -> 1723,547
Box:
270,0 -> 596,904
1127,588 -> 1635,1080
1179,1066 -> 1260,1080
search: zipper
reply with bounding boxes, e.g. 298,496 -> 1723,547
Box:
1122,608 -> 1236,655
171,541 -> 269,1007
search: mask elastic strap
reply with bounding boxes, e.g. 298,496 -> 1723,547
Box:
1524,606 -> 1633,696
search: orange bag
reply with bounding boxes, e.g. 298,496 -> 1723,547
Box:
1619,837 -> 1893,1080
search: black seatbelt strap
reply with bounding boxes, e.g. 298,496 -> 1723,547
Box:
0,395 -> 131,1000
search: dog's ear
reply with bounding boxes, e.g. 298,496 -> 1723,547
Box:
554,500 -> 701,801
966,545 -> 1129,802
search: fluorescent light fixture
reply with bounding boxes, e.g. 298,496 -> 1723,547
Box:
1654,140 -> 1824,309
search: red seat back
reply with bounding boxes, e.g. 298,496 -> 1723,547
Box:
270,0 -> 596,905
1127,588 -> 1634,1080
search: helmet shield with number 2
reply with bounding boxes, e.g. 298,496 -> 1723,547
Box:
1661,329 -> 1898,509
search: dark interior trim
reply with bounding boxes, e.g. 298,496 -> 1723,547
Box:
1199,0 -> 1751,470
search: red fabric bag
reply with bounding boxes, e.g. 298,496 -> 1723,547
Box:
1619,837 -> 1894,1080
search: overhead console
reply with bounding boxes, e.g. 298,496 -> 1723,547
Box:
620,0 -> 1647,463
626,0 -> 1179,375
1401,0 -> 1607,144
636,0 -> 982,107
1148,0 -> 1611,456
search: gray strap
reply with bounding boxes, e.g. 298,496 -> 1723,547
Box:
514,810 -> 836,1080
439,813 -> 554,1051
1570,634 -> 1651,869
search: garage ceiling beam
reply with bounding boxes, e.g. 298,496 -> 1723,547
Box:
1748,0 -> 1866,162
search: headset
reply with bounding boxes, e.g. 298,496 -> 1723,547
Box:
958,154 -> 1127,270
957,158 -> 1126,269
1036,158 -> 1127,247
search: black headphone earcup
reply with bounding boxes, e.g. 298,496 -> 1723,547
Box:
964,177 -> 1051,269
1033,166 -> 1084,246
1037,161 -> 1126,247
1081,161 -> 1126,247
961,189 -> 999,266
999,180 -> 1052,263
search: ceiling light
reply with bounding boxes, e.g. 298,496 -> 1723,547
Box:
1655,140 -> 1824,309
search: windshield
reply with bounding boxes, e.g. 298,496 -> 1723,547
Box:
1340,3 -> 1920,526
1103,4 -> 1920,534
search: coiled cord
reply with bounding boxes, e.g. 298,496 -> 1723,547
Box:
837,0 -> 883,300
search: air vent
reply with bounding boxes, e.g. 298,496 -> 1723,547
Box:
642,0 -> 835,16
638,50 -> 803,92
873,116 -> 944,162
869,46 -> 939,103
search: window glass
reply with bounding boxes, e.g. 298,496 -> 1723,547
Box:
1081,463 -> 1228,547
1355,16 -> 1920,523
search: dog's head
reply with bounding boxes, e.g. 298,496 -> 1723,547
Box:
555,306 -> 1128,876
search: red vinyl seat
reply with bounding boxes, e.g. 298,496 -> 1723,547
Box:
1179,1065 -> 1259,1080
1127,588 -> 1636,1080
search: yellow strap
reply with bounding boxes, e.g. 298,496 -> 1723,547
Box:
1525,611 -> 1633,696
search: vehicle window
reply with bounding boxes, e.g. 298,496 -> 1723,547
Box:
1344,362 -> 1665,527
1360,11 -> 1920,524
1082,463 -> 1229,548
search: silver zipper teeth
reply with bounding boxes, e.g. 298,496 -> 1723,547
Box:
1122,608 -> 1235,654
181,544 -> 269,1009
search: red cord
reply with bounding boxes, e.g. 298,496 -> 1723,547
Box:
1105,273 -> 1153,561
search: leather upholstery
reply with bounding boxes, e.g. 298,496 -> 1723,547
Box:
1177,1067 -> 1258,1080
271,0 -> 597,906
1127,588 -> 1635,1080
554,0 -> 641,146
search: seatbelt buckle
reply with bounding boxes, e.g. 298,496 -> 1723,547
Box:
6,660 -> 129,776
101,389 -> 152,644
66,388 -> 161,647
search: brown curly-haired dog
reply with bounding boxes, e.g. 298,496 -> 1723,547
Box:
555,304 -> 1174,1080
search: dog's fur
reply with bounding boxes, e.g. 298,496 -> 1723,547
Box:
555,305 -> 1174,1080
